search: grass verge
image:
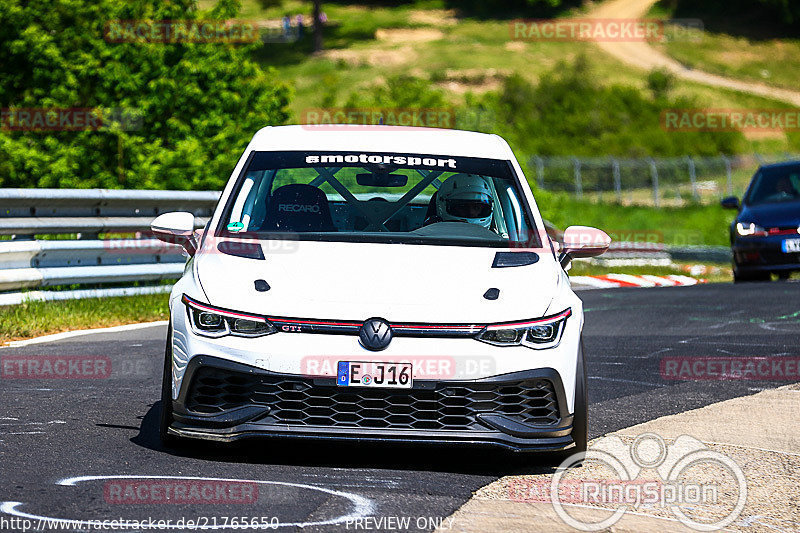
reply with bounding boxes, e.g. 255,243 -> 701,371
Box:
570,260 -> 733,283
0,293 -> 169,343
539,193 -> 735,246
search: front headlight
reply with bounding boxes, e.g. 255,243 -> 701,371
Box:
736,222 -> 767,237
477,308 -> 571,350
183,295 -> 277,338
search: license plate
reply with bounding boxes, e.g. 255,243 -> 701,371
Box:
782,238 -> 800,253
337,361 -> 412,388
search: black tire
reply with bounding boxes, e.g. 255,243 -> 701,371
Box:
159,325 -> 179,447
777,271 -> 791,280
571,339 -> 588,455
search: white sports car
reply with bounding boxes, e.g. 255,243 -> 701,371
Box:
151,125 -> 609,453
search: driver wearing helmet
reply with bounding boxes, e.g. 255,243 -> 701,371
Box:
429,174 -> 494,229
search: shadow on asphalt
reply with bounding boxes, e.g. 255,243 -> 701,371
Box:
127,402 -> 566,477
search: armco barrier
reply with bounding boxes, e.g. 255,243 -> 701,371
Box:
0,188 -> 219,305
0,188 -> 727,305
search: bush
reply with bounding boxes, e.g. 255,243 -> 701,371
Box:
646,68 -> 676,99
0,0 -> 291,190
485,57 -> 744,158
337,59 -> 744,159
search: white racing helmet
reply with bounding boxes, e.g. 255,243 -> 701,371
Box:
435,174 -> 494,229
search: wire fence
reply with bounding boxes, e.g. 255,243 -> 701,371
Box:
529,153 -> 800,207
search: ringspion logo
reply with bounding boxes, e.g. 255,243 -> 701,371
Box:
522,433 -> 747,531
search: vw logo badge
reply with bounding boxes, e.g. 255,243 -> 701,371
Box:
359,318 -> 393,351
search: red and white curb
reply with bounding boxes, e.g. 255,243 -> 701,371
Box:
570,274 -> 707,290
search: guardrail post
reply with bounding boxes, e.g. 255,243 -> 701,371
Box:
722,155 -> 733,196
686,156 -> 698,201
572,157 -> 582,199
649,158 -> 659,207
611,158 -> 621,202
533,156 -> 545,189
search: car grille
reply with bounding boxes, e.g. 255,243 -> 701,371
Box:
185,366 -> 560,430
758,251 -> 800,265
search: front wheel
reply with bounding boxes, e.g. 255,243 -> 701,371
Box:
571,340 -> 588,455
159,325 -> 179,447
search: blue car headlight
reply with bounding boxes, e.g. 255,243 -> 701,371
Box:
736,222 -> 767,237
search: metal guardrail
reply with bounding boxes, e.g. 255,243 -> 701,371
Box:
0,188 -> 219,305
0,188 -> 730,306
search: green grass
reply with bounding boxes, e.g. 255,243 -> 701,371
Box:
196,0 -> 800,156
538,193 -> 734,246
0,293 -> 169,342
569,261 -> 733,283
648,3 -> 800,91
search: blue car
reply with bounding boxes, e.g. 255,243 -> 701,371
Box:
721,160 -> 800,282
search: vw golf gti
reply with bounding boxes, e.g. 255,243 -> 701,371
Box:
151,125 -> 610,453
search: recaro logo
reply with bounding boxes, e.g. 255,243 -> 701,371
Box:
277,204 -> 320,213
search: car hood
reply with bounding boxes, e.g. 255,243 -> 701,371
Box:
739,201 -> 800,228
194,239 -> 560,323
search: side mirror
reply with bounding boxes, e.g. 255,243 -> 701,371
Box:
151,212 -> 197,256
720,196 -> 740,210
560,226 -> 611,269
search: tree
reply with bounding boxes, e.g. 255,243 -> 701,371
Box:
0,0 -> 291,190
312,0 -> 323,53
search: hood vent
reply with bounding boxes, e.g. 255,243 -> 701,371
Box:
492,252 -> 539,268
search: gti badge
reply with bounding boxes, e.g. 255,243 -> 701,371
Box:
359,318 -> 393,351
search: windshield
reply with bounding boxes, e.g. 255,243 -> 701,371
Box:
217,151 -> 540,248
745,165 -> 800,206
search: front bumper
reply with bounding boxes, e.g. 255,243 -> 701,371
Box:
732,235 -> 800,273
168,355 -> 576,452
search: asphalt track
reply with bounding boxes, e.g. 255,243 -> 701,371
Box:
0,281 -> 798,532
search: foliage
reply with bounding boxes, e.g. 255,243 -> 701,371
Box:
646,68 -> 676,99
668,0 -> 800,37
538,191 -> 734,246
343,59 -> 744,159
486,57 -> 744,158
0,0 -> 291,190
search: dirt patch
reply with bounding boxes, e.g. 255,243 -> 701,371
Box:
504,41 -> 527,52
408,9 -> 458,27
742,129 -> 786,140
433,68 -> 509,94
323,46 -> 417,67
591,0 -> 800,106
375,28 -> 444,43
